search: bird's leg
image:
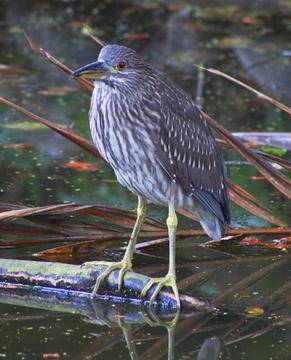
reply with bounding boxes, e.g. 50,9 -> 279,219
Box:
90,196 -> 147,295
141,203 -> 180,308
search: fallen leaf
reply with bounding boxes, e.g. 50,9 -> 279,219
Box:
0,143 -> 33,150
248,176 -> 266,181
265,243 -> 290,251
245,307 -> 264,317
42,353 -> 60,359
63,162 -> 99,171
241,17 -> 254,24
218,36 -> 249,48
1,121 -> 46,131
74,166 -> 99,172
239,237 -> 263,246
8,26 -> 24,34
64,162 -> 93,168
260,145 -> 287,157
0,64 -> 26,75
125,32 -> 150,40
265,237 -> 291,251
69,20 -> 85,29
38,86 -> 77,96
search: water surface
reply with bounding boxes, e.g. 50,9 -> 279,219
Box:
0,1 -> 290,359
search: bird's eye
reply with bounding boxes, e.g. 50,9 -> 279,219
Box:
117,61 -> 127,71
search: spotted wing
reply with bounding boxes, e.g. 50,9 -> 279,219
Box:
148,88 -> 230,225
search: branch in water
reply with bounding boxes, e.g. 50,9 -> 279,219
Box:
0,259 -> 213,312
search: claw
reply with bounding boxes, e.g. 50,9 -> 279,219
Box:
83,260 -> 132,295
141,274 -> 180,309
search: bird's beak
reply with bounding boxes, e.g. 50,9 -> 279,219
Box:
72,60 -> 112,80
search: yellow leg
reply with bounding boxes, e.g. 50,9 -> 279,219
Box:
141,202 -> 180,308
86,196 -> 147,295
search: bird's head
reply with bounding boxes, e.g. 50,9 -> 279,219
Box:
73,44 -> 150,91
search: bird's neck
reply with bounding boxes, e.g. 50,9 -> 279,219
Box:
93,80 -> 146,104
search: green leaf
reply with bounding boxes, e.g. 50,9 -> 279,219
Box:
259,145 -> 287,157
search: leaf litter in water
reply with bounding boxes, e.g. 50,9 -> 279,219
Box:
0,143 -> 33,150
244,307 -> 264,317
63,162 -> 99,171
259,145 -> 288,157
247,176 -> 266,181
0,202 -> 165,231
240,236 -> 291,251
38,86 -> 77,96
0,64 -> 26,75
1,121 -> 46,131
0,200 -> 290,262
124,32 -> 150,40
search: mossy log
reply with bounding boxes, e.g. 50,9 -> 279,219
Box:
0,259 -> 214,313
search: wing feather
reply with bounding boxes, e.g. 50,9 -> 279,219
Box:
145,78 -> 230,225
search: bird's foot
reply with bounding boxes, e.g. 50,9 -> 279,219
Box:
141,273 -> 180,309
83,260 -> 132,295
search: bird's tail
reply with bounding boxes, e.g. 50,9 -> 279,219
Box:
197,208 -> 226,241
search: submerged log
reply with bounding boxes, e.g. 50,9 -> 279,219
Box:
0,259 -> 214,313
233,132 -> 291,151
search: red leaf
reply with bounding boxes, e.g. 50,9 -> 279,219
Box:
42,354 -> 60,359
239,237 -> 263,245
64,162 -> 92,168
242,17 -> 254,24
74,166 -> 99,172
63,162 -> 99,171
265,243 -> 290,250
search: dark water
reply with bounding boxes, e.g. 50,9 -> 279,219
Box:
0,0 -> 291,359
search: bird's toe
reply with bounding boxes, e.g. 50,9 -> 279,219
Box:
84,260 -> 132,295
141,274 -> 180,309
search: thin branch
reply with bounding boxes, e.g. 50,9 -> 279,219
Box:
227,181 -> 287,227
24,33 -> 94,92
203,111 -> 291,199
0,96 -> 102,159
84,31 -> 107,47
195,65 -> 291,116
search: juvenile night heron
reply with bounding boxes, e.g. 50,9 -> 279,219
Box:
73,45 -> 230,307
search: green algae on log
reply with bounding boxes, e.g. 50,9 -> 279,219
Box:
0,259 -> 214,312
